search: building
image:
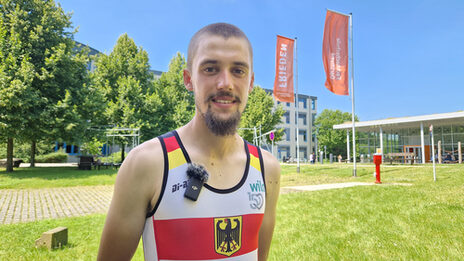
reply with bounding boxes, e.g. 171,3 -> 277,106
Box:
333,111 -> 464,163
265,90 -> 318,161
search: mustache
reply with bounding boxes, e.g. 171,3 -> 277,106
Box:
205,91 -> 241,103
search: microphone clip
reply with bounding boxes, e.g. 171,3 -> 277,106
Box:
184,163 -> 209,201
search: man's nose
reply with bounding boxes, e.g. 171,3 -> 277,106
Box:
216,70 -> 233,90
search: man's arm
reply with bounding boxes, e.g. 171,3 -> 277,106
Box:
97,139 -> 163,261
258,150 -> 281,261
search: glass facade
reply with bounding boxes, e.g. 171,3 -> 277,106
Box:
357,125 -> 464,162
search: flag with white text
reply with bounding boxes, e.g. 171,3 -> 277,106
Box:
274,35 -> 295,102
323,10 -> 349,95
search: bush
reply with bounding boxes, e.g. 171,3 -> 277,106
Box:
0,141 -> 54,162
100,151 -> 123,164
35,150 -> 68,163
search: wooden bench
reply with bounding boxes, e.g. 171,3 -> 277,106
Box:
386,153 -> 415,164
78,156 -> 94,170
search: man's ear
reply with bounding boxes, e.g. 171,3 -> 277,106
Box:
248,72 -> 255,94
184,69 -> 193,91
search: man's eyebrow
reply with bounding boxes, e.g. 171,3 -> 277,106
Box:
199,60 -> 218,66
233,62 -> 250,69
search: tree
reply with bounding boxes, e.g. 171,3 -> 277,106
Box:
91,33 -> 153,161
314,109 -> 359,157
239,86 -> 285,144
0,0 -> 89,170
151,52 -> 195,137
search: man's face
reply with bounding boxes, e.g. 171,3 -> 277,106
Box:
184,35 -> 254,136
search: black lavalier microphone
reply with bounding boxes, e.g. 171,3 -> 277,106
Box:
184,163 -> 209,201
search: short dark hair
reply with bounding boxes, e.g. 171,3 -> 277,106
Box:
187,23 -> 253,71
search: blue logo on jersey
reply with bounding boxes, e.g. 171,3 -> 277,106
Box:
249,180 -> 265,193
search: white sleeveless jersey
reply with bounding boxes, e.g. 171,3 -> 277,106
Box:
142,131 -> 266,261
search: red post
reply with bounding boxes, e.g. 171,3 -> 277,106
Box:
373,154 -> 382,184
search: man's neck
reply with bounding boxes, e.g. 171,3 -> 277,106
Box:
177,115 -> 242,159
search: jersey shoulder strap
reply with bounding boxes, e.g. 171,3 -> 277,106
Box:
146,130 -> 188,218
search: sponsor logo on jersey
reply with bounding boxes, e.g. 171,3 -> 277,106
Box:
249,180 -> 265,193
171,180 -> 188,193
214,216 -> 242,256
248,192 -> 264,210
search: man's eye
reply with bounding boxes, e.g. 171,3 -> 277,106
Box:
232,68 -> 245,75
203,67 -> 217,73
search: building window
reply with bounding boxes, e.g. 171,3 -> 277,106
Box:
286,102 -> 290,107
298,113 -> 307,125
311,99 -> 316,110
283,112 -> 290,124
298,97 -> 307,109
299,130 -> 307,142
285,128 -> 290,141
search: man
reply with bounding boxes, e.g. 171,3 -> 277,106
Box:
98,23 -> 281,261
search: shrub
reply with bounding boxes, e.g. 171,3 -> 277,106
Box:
100,151 -> 123,164
35,150 -> 68,163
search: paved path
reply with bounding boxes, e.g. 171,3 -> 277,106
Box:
0,186 -> 113,225
0,182 -> 410,225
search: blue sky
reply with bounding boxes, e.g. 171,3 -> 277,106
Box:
57,0 -> 464,121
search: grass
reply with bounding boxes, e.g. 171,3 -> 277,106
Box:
0,167 -> 117,189
0,214 -> 144,260
271,163 -> 464,260
1,163 -> 463,260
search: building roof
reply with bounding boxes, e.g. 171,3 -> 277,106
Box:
333,111 -> 464,132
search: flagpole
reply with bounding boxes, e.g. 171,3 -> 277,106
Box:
295,37 -> 300,173
350,13 -> 357,177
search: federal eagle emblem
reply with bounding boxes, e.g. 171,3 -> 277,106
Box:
214,216 -> 242,256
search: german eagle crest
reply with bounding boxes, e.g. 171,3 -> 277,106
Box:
214,216 -> 242,256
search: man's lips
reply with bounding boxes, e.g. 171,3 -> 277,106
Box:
212,96 -> 236,104
207,91 -> 241,105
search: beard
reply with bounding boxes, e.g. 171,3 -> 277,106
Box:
200,91 -> 242,136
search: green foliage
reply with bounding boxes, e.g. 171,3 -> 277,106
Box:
91,33 -> 154,147
0,140 -> 54,161
151,52 -> 195,137
100,151 -> 123,164
239,86 -> 285,143
80,138 -> 103,156
35,150 -> 68,163
0,0 -> 92,170
314,109 -> 359,156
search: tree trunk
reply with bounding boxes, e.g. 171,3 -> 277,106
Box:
30,140 -> 36,167
121,143 -> 125,163
6,137 -> 14,172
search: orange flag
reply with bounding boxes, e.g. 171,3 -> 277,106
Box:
274,35 -> 295,102
322,10 -> 349,95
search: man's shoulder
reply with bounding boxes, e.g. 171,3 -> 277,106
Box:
259,149 -> 281,180
124,137 -> 164,172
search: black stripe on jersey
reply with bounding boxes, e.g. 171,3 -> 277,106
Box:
204,139 -> 250,194
146,132 -> 172,218
173,130 -> 191,163
173,130 -> 250,194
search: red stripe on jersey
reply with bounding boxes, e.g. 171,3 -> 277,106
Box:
153,213 -> 264,260
247,144 -> 259,159
164,135 -> 180,153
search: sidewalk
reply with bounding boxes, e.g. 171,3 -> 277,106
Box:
0,186 -> 113,225
0,182 -> 404,225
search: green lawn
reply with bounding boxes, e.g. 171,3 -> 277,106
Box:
0,167 -> 117,189
0,214 -> 144,260
1,163 -> 463,260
